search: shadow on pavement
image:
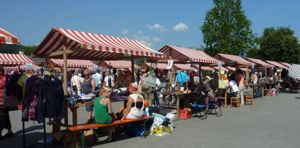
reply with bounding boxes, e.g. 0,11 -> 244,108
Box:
0,132 -> 63,148
295,97 -> 300,99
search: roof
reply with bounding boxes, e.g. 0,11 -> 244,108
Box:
146,63 -> 168,70
0,28 -> 19,45
246,57 -> 272,68
0,53 -> 34,65
174,64 -> 195,71
194,65 -> 215,71
288,64 -> 300,80
213,66 -> 229,71
103,60 -> 139,69
226,66 -> 249,72
159,45 -> 219,64
266,60 -> 288,69
215,53 -> 254,66
48,59 -> 96,68
34,28 -> 165,60
280,62 -> 291,67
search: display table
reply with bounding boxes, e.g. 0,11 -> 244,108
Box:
65,101 -> 94,126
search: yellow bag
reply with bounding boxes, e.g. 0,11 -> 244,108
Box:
84,129 -> 94,136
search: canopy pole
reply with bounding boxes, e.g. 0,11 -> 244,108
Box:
63,45 -> 68,96
246,66 -> 249,85
265,68 -> 268,77
198,63 -> 202,85
131,55 -> 135,82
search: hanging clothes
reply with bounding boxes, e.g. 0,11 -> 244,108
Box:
22,75 -> 64,123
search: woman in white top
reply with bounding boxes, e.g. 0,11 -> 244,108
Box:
229,74 -> 239,97
122,83 -> 144,120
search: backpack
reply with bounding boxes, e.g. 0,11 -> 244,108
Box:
143,75 -> 156,89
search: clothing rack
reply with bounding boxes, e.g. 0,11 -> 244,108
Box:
22,94 -> 47,148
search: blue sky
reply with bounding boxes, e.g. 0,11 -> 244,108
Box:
1,0 -> 300,50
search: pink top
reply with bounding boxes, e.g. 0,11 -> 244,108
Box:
0,75 -> 7,106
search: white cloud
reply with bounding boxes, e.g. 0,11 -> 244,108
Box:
153,37 -> 161,42
121,29 -> 130,35
173,23 -> 189,32
147,23 -> 167,32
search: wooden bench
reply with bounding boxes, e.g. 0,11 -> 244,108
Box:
66,116 -> 152,148
68,116 -> 152,132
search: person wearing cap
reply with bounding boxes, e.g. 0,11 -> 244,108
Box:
122,83 -> 145,120
82,69 -> 96,122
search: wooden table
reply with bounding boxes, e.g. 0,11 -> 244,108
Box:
65,101 -> 94,127
161,92 -> 195,118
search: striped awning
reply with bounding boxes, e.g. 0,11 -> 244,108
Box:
226,66 -> 249,72
34,28 -> 165,60
288,64 -> 300,80
146,63 -> 169,70
49,59 -> 96,68
215,53 -> 254,66
159,45 -> 219,64
103,60 -> 140,69
194,65 -> 215,71
0,28 -> 19,45
246,57 -> 272,68
174,64 -> 195,71
213,66 -> 229,72
266,60 -> 287,69
280,62 -> 291,68
0,53 -> 34,65
4,66 -> 19,74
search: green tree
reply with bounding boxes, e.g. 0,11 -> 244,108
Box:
201,0 -> 255,56
259,27 -> 300,63
22,45 -> 37,56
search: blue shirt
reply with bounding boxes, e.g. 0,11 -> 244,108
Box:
176,71 -> 188,84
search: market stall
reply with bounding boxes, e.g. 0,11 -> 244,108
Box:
0,53 -> 35,73
0,27 -> 19,45
34,28 -> 165,127
159,45 -> 220,119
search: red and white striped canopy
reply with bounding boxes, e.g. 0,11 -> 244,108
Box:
4,66 -> 19,74
49,59 -> 96,68
159,45 -> 219,64
174,64 -> 195,71
213,66 -> 229,71
226,66 -> 249,72
280,62 -> 291,68
215,53 -> 254,66
146,63 -> 169,70
103,60 -> 140,69
0,28 -> 19,45
246,57 -> 272,68
266,60 -> 288,69
34,28 -> 165,60
0,53 -> 34,65
194,65 -> 215,71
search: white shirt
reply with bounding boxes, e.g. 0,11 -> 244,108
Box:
104,75 -> 115,87
229,80 -> 239,93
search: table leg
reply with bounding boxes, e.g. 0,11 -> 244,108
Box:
65,107 -> 69,129
70,107 -> 78,126
176,95 -> 180,118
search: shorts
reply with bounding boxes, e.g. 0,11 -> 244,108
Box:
86,105 -> 94,112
